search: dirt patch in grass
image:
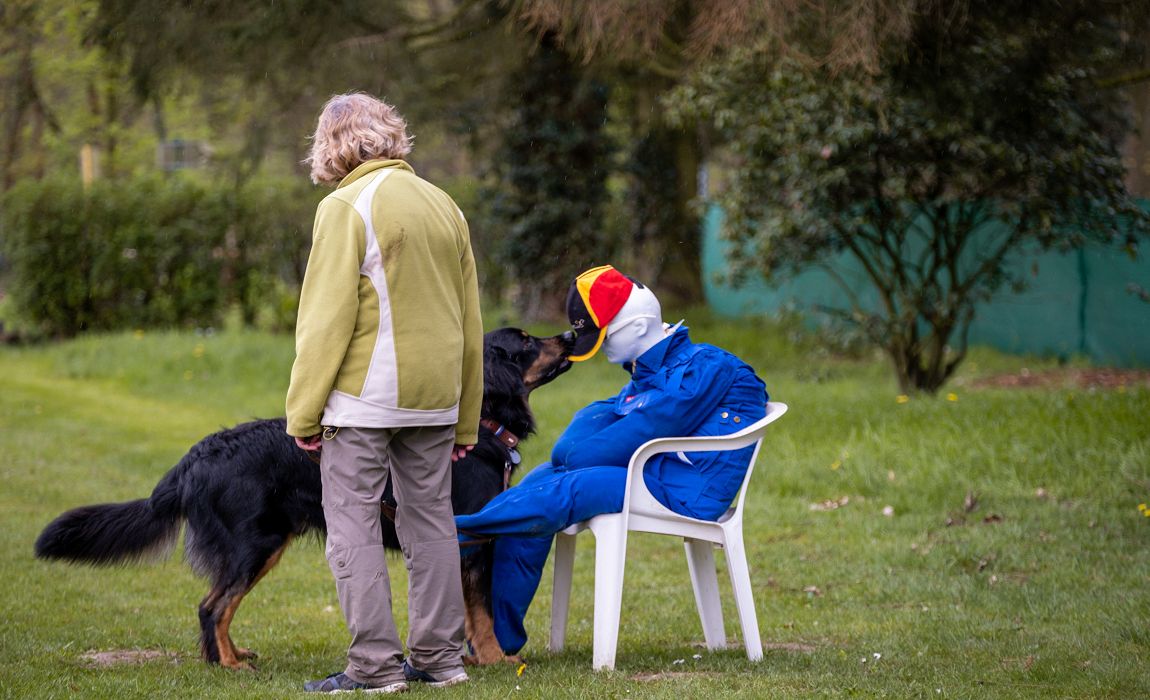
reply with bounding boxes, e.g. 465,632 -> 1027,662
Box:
971,368 -> 1150,390
688,639 -> 818,653
632,671 -> 724,682
764,641 -> 818,653
80,649 -> 181,667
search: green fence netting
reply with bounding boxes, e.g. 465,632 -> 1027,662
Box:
701,205 -> 1150,367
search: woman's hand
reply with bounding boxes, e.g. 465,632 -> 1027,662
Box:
295,435 -> 322,452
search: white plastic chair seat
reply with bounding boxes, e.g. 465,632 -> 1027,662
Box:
549,402 -> 788,670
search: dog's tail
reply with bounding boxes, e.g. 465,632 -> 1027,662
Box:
34,458 -> 186,566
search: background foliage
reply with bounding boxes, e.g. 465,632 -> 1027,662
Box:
2,174 -> 320,336
2,0 -> 1149,389
482,31 -> 615,317
669,0 -> 1150,392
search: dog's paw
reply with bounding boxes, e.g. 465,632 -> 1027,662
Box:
234,647 -> 258,661
503,654 -> 524,666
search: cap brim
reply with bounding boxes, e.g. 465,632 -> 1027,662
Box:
569,326 -> 606,362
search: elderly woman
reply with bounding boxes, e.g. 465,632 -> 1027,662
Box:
286,93 -> 482,694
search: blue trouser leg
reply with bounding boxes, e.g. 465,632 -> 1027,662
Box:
454,463 -> 627,653
489,536 -> 553,653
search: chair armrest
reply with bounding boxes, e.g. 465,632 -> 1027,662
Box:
621,403 -> 788,519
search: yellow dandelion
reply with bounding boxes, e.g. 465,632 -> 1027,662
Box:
193,343 -> 206,358
896,395 -> 910,404
516,662 -> 527,677
183,370 -> 194,381
830,460 -> 842,471
1139,503 -> 1148,513
133,329 -> 145,339
946,393 -> 958,402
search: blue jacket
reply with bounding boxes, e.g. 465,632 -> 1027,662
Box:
549,326 -> 768,520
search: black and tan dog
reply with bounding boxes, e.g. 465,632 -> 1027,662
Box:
34,327 -> 574,669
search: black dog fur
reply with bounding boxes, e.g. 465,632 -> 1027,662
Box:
34,327 -> 573,669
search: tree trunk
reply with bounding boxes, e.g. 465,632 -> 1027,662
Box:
622,81 -> 703,303
888,318 -> 963,395
657,125 -> 703,303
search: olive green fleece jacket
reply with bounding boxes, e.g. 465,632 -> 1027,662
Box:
285,159 -> 483,444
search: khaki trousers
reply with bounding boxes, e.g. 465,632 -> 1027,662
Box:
319,425 -> 465,684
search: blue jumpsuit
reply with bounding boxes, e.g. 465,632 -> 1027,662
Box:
455,326 -> 769,653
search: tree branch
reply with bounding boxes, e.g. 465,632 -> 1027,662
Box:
841,223 -> 899,323
1096,67 -> 1150,90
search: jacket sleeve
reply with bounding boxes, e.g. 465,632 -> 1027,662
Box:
550,397 -> 619,466
285,199 -> 364,437
559,353 -> 739,471
454,228 -> 484,445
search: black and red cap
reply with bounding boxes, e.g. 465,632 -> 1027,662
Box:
566,265 -> 636,361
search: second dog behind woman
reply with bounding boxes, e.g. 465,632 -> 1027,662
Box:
287,93 -> 482,694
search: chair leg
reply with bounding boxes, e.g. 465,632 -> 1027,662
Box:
549,532 -> 577,652
589,516 -> 627,671
684,538 -> 727,650
722,533 -> 763,662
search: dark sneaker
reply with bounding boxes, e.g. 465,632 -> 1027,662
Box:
304,671 -> 408,694
402,660 -> 470,688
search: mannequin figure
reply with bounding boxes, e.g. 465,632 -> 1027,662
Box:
602,285 -> 665,365
455,264 -> 770,655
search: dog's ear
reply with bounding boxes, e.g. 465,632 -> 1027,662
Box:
484,346 -> 527,396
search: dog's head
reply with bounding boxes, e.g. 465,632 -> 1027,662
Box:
481,327 -> 575,441
468,328 -> 575,481
483,327 -> 576,397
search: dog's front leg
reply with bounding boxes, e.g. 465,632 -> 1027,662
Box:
460,556 -> 512,665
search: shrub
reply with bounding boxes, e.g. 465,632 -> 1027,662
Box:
0,174 -> 321,337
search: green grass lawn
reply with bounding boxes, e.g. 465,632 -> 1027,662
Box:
0,316 -> 1147,698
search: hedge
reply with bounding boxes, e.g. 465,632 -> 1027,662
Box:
0,174 -> 324,337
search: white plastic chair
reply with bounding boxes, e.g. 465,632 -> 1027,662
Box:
548,401 -> 788,670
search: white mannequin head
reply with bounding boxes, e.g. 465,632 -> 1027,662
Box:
602,284 -> 665,364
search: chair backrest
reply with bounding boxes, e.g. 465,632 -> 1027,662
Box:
623,402 -> 789,521
726,401 -> 788,521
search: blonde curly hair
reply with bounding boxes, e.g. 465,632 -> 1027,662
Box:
305,93 -> 414,185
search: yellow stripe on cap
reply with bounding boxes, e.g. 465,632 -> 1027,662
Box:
569,326 -> 606,362
574,265 -> 615,327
